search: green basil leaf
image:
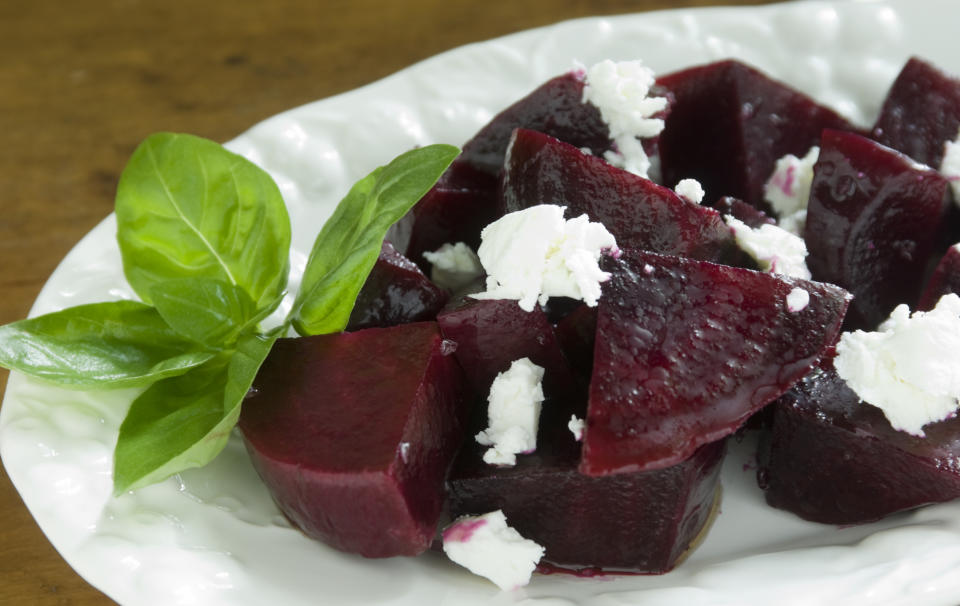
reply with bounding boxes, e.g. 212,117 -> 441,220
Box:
290,144 -> 458,335
0,301 -> 213,387
150,277 -> 260,348
113,330 -> 279,494
115,132 -> 291,310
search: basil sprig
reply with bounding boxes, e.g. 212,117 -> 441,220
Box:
0,132 -> 458,494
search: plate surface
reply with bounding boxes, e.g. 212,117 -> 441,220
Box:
4,1 -> 960,604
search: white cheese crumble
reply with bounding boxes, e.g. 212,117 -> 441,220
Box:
472,205 -> 618,312
763,146 -> 819,235
674,178 -> 705,204
941,128 -> 960,206
582,59 -> 668,179
725,215 -> 812,279
567,415 -> 585,441
835,293 -> 960,437
422,242 -> 484,291
442,510 -> 545,591
785,287 -> 810,312
476,358 -> 545,466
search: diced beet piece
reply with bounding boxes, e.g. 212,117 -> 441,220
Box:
554,303 -> 598,384
580,250 -> 850,476
872,57 -> 960,168
713,196 -> 775,228
238,323 -> 465,558
657,59 -> 854,210
447,398 -> 725,573
918,244 -> 960,311
436,297 -> 580,399
393,159 -> 500,268
758,364 -> 960,524
501,128 -> 735,262
805,129 -> 951,328
346,241 -> 448,331
460,72 -> 613,177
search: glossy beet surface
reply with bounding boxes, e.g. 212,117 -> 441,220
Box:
396,159 -> 500,268
347,241 -> 448,331
758,364 -> 960,524
580,250 -> 851,476
238,323 -> 464,558
501,128 -> 735,262
657,59 -> 853,210
872,57 -> 960,168
436,297 -> 579,399
918,244 -> 960,311
460,72 -> 612,176
805,129 -> 951,329
713,196 -> 774,228
447,390 -> 725,572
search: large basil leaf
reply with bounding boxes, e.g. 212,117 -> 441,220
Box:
0,301 -> 213,387
149,277 -> 277,348
112,330 -> 279,494
289,144 -> 458,335
115,133 -> 291,310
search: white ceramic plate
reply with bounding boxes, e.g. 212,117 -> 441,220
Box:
4,1 -> 960,604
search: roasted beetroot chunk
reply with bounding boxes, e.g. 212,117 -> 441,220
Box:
805,129 -> 951,328
501,128 -> 735,262
657,59 -> 853,209
346,241 -> 448,330
460,72 -> 613,176
395,159 -> 500,268
872,57 -> 960,168
448,427 -> 724,573
918,244 -> 960,311
580,250 -> 850,476
238,323 -> 465,558
436,297 -> 580,398
758,365 -> 960,524
713,196 -> 775,228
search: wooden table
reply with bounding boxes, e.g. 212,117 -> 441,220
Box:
0,1 -> 781,603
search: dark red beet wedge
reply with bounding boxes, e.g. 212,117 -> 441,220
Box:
238,323 -> 465,558
656,59 -> 854,210
392,159 -> 500,268
580,250 -> 851,476
758,364 -> 960,524
436,297 -> 580,399
447,406 -> 725,573
804,129 -> 951,329
346,241 -> 448,331
918,244 -> 960,311
460,72 -> 613,177
872,57 -> 960,168
501,128 -> 735,262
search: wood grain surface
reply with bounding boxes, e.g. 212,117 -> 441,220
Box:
1,1 -> 782,603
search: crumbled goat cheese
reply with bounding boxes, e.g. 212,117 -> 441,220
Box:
472,205 -> 618,312
582,59 -> 668,179
476,358 -> 545,466
764,146 -> 819,235
442,510 -> 545,591
941,128 -> 960,206
674,178 -> 705,204
422,242 -> 484,290
725,215 -> 812,279
568,415 -> 585,441
835,293 -> 960,437
786,287 -> 810,312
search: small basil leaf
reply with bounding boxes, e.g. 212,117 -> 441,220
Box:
150,277 -> 258,348
0,301 -> 213,387
113,330 -> 279,494
115,132 -> 291,310
290,144 -> 458,335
